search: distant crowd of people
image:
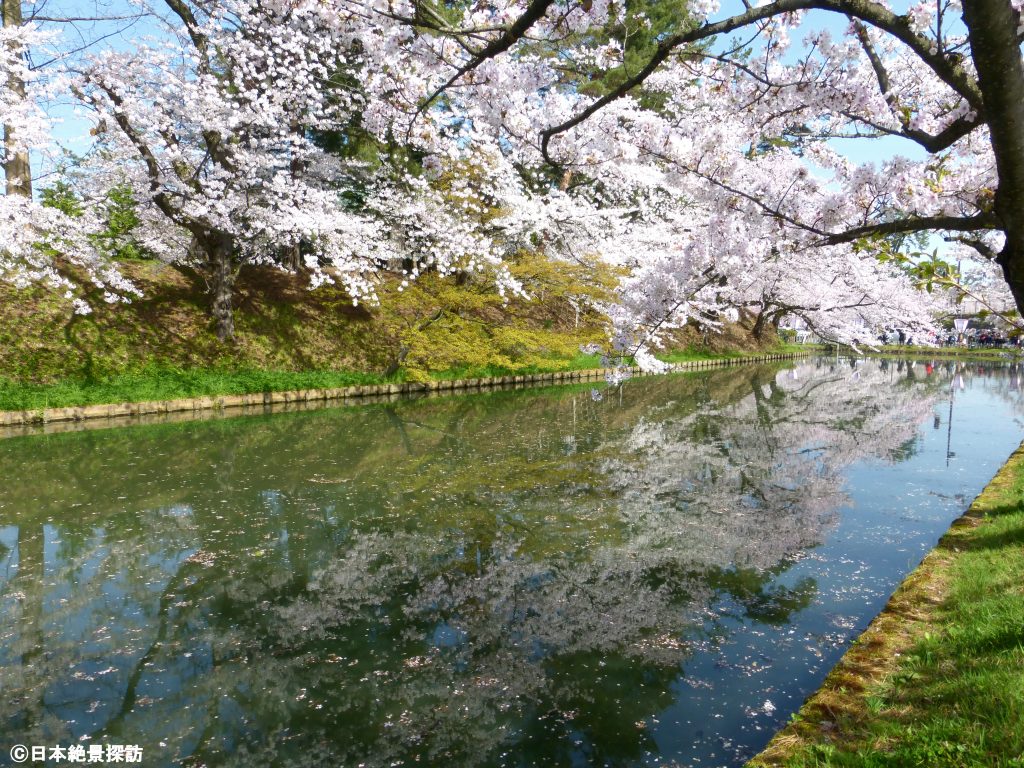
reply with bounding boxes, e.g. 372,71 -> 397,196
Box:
877,329 -> 917,346
965,331 -> 1023,348
879,327 -> 1023,348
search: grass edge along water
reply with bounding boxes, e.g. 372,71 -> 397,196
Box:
748,439 -> 1024,768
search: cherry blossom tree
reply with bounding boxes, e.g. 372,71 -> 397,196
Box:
10,0 -> 1013,349
71,0 -> 561,339
74,0 -> 378,338
2,0 -> 38,197
1,2 -> 146,310
346,0 -> 1023,355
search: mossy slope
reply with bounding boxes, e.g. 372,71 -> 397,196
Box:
0,255 -> 612,404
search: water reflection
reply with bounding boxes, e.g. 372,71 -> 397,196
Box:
1,359 -> 1022,767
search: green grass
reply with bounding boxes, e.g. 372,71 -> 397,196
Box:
2,259 -> 808,411
0,354 -> 604,411
0,343 -> 808,412
428,352 -> 606,381
838,344 -> 1024,361
749,443 -> 1024,767
0,366 -> 391,411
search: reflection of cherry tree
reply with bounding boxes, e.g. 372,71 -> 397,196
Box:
0,362 -> 955,765
599,360 -> 944,572
0,505 -> 201,744
263,515 -> 720,766
248,361 -> 947,764
948,360 -> 1024,411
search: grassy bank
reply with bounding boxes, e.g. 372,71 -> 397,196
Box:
0,366 -> 388,412
0,259 -> 611,383
0,258 -> 791,411
748,442 -> 1024,768
0,347 -> 799,412
0,353 -> 614,411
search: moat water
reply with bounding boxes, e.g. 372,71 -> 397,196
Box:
2,357 -> 1022,767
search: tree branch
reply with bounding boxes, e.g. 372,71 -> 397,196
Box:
161,0 -> 209,58
851,20 -> 982,152
78,79 -> 180,221
821,212 -> 1000,245
407,0 -> 557,135
944,234 -> 998,260
540,0 -> 984,163
642,142 -> 1000,246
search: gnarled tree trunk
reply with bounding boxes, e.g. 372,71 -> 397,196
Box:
192,232 -> 237,341
963,0 -> 1024,311
751,309 -> 770,342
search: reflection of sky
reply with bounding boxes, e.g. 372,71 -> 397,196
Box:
647,360 -> 1024,767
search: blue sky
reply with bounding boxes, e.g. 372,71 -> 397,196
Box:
711,0 -> 953,257
27,0 -> 169,182
715,0 -> 930,166
33,0 -> 934,179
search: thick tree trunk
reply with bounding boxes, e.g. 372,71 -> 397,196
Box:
998,242 -> 1024,313
751,310 -> 768,342
2,0 -> 32,197
210,240 -> 236,341
192,232 -> 237,341
281,243 -> 302,271
962,0 -> 1024,310
3,124 -> 31,197
385,345 -> 410,377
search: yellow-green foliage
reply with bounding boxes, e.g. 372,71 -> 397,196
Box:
1,146 -> 622,386
0,262 -> 390,383
0,249 -> 618,386
376,250 -> 617,381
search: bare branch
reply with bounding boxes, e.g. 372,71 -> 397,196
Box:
27,13 -> 149,23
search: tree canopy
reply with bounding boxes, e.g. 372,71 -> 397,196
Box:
3,0 -> 1022,356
